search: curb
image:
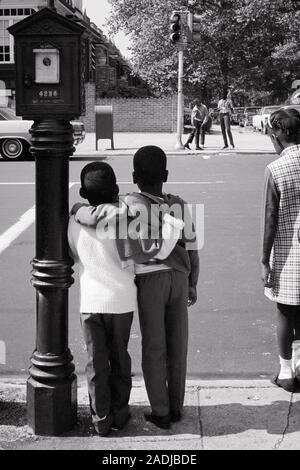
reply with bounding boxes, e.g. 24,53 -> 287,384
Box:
70,150 -> 275,160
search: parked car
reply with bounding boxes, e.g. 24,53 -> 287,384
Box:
238,107 -> 261,127
280,104 -> 300,115
0,118 -> 85,161
252,105 -> 282,134
231,107 -> 244,125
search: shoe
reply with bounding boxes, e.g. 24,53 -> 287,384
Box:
229,145 -> 235,149
195,146 -> 203,150
112,413 -> 131,431
144,412 -> 171,429
271,374 -> 297,392
93,413 -> 113,436
184,143 -> 191,150
222,145 -> 228,149
170,411 -> 182,422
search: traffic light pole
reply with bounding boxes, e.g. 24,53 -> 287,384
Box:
175,47 -> 185,150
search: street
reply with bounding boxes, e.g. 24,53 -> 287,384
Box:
0,144 -> 279,380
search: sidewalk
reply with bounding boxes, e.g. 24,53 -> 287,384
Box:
0,377 -> 299,450
72,126 -> 275,159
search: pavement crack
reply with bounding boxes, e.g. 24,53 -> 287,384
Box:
273,393 -> 293,450
197,387 -> 204,450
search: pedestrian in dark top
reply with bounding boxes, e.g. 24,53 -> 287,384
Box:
184,99 -> 209,150
133,146 -> 200,429
261,108 -> 300,392
218,91 -> 235,149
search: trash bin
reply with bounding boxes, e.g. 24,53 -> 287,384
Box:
95,105 -> 114,150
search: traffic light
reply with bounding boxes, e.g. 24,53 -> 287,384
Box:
170,12 -> 181,43
189,13 -> 201,42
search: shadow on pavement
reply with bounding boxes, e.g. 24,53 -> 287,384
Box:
62,405 -> 200,437
0,401 -> 27,427
201,400 -> 300,436
1,400 -> 300,439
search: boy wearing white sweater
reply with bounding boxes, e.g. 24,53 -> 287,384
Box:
68,162 -> 183,437
68,163 -> 135,437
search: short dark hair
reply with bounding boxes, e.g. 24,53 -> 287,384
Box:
80,162 -> 118,205
270,108 -> 300,142
222,89 -> 228,100
133,146 -> 167,185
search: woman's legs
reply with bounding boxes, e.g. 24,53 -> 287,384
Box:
276,303 -> 296,359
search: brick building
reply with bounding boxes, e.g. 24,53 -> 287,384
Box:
0,0 -> 148,110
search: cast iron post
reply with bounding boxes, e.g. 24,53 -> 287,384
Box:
8,6 -> 85,435
27,119 -> 77,435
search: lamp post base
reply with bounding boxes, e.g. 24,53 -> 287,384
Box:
174,139 -> 185,150
27,374 -> 77,436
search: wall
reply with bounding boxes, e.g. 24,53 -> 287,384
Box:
80,82 -> 95,130
82,96 -> 178,133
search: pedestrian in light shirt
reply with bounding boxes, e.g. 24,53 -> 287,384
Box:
184,99 -> 209,151
218,90 -> 235,149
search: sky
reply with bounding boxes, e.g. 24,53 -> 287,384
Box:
83,0 -> 131,58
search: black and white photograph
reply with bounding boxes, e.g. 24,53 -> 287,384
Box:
0,0 -> 300,456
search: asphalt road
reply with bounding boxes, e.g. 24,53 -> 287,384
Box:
0,151 -> 279,379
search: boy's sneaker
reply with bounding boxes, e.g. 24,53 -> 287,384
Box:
93,413 -> 113,437
144,412 -> 171,430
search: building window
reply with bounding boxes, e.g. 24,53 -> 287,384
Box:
0,8 -> 36,17
0,9 -> 36,64
0,20 -> 11,63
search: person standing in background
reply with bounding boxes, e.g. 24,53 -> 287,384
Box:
218,90 -> 235,149
184,99 -> 209,151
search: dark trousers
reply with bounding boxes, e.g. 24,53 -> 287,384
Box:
81,312 -> 133,427
136,270 -> 189,417
186,121 -> 205,147
220,113 -> 234,146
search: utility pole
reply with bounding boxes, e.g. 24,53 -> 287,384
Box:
175,47 -> 185,150
170,9 -> 203,149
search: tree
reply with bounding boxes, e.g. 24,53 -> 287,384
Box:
107,0 -> 300,104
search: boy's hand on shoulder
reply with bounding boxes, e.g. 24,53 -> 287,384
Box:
70,202 -> 86,215
188,286 -> 197,307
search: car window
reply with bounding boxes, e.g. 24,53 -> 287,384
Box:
264,107 -> 281,114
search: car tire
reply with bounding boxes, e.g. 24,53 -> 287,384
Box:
0,138 -> 30,161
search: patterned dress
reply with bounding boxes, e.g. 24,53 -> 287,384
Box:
265,145 -> 300,305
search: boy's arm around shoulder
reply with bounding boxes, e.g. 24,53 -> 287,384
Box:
71,202 -> 100,227
71,200 -> 127,228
